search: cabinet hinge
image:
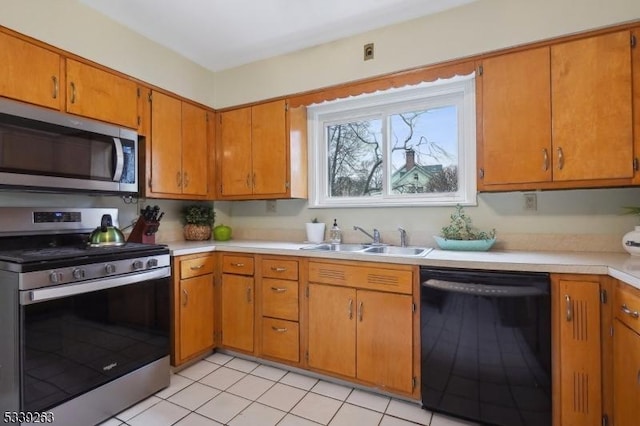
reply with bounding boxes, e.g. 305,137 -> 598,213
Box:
479,168 -> 485,179
285,102 -> 289,112
602,414 -> 609,426
285,181 -> 291,189
148,92 -> 152,103
600,289 -> 608,304
632,34 -> 637,48
412,302 -> 416,313
477,64 -> 483,76
634,158 -> 639,171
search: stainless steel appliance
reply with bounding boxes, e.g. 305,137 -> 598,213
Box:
420,267 -> 551,426
0,97 -> 138,194
0,208 -> 170,426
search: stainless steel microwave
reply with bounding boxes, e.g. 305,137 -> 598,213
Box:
0,97 -> 138,194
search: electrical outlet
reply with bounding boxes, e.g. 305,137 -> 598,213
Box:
364,43 -> 374,61
524,193 -> 537,211
266,200 -> 277,213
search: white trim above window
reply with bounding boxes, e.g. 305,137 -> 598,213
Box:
307,73 -> 477,208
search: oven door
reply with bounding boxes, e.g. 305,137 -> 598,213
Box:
18,268 -> 170,412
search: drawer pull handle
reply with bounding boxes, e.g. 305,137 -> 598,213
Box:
246,287 -> 252,303
271,326 -> 288,333
271,287 -> 287,293
565,294 -> 572,322
271,267 -> 287,272
358,301 -> 364,322
190,264 -> 204,270
348,299 -> 353,319
231,262 -> 245,267
182,289 -> 188,306
542,148 -> 549,171
557,147 -> 565,170
621,304 -> 640,319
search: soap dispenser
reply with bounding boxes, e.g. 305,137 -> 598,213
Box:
329,219 -> 342,244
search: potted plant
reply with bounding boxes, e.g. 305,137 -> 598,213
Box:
181,204 -> 215,241
434,205 -> 496,251
305,218 -> 325,243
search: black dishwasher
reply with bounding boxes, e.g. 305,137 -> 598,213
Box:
420,267 -> 551,426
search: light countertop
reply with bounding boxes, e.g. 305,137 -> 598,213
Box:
165,240 -> 640,290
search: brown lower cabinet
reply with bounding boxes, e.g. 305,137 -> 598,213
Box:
172,253 -> 215,366
613,281 -> 640,426
220,254 -> 255,353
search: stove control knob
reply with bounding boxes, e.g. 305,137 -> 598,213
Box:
72,268 -> 86,280
147,258 -> 159,268
49,271 -> 62,283
104,264 -> 116,274
132,260 -> 144,270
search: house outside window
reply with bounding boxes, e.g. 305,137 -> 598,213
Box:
307,73 -> 477,208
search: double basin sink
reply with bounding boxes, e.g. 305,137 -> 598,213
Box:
300,243 -> 432,257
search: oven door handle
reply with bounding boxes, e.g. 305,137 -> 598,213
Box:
21,267 -> 170,305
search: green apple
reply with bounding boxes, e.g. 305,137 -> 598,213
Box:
213,224 -> 232,241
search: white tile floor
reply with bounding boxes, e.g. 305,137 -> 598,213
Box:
100,353 -> 479,426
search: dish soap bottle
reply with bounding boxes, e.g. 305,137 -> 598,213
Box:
329,219 -> 342,244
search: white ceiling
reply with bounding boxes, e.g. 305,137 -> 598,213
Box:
78,0 -> 476,72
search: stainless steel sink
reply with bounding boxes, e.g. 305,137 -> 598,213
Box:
300,243 -> 369,252
362,246 -> 432,256
300,243 -> 431,257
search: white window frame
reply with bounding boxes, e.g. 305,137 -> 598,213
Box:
307,73 -> 476,208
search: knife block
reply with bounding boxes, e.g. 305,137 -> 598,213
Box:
127,217 -> 157,244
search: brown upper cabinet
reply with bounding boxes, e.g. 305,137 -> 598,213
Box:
0,31 -> 62,110
217,99 -> 307,200
0,31 -> 138,129
65,59 -> 138,129
479,29 -> 635,191
146,90 -> 212,199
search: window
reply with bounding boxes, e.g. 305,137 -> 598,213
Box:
307,73 -> 476,208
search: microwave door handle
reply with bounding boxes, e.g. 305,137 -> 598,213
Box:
113,137 -> 124,182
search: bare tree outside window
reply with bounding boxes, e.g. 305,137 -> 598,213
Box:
327,106 -> 458,198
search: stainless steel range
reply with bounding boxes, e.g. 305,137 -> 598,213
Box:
0,208 -> 171,426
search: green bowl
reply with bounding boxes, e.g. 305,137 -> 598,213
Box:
433,236 -> 496,251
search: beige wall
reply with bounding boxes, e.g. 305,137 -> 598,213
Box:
213,0 -> 640,107
2,0 -> 640,251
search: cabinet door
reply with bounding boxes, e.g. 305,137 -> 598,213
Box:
556,277 -> 602,426
307,283 -> 356,377
251,100 -> 288,196
181,102 -> 209,196
0,32 -> 61,109
219,107 -> 252,196
178,274 -> 214,361
66,59 -> 138,128
481,47 -> 552,185
356,290 -> 414,394
551,30 -> 633,181
221,273 -> 254,352
613,320 -> 640,426
150,91 -> 183,194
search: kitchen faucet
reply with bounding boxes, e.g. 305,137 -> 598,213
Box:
398,227 -> 407,247
353,226 -> 381,244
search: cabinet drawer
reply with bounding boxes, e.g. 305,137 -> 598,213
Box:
222,255 -> 254,275
180,256 -> 214,279
262,279 -> 298,321
308,261 -> 412,294
262,259 -> 298,280
615,283 -> 640,334
261,318 -> 299,362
